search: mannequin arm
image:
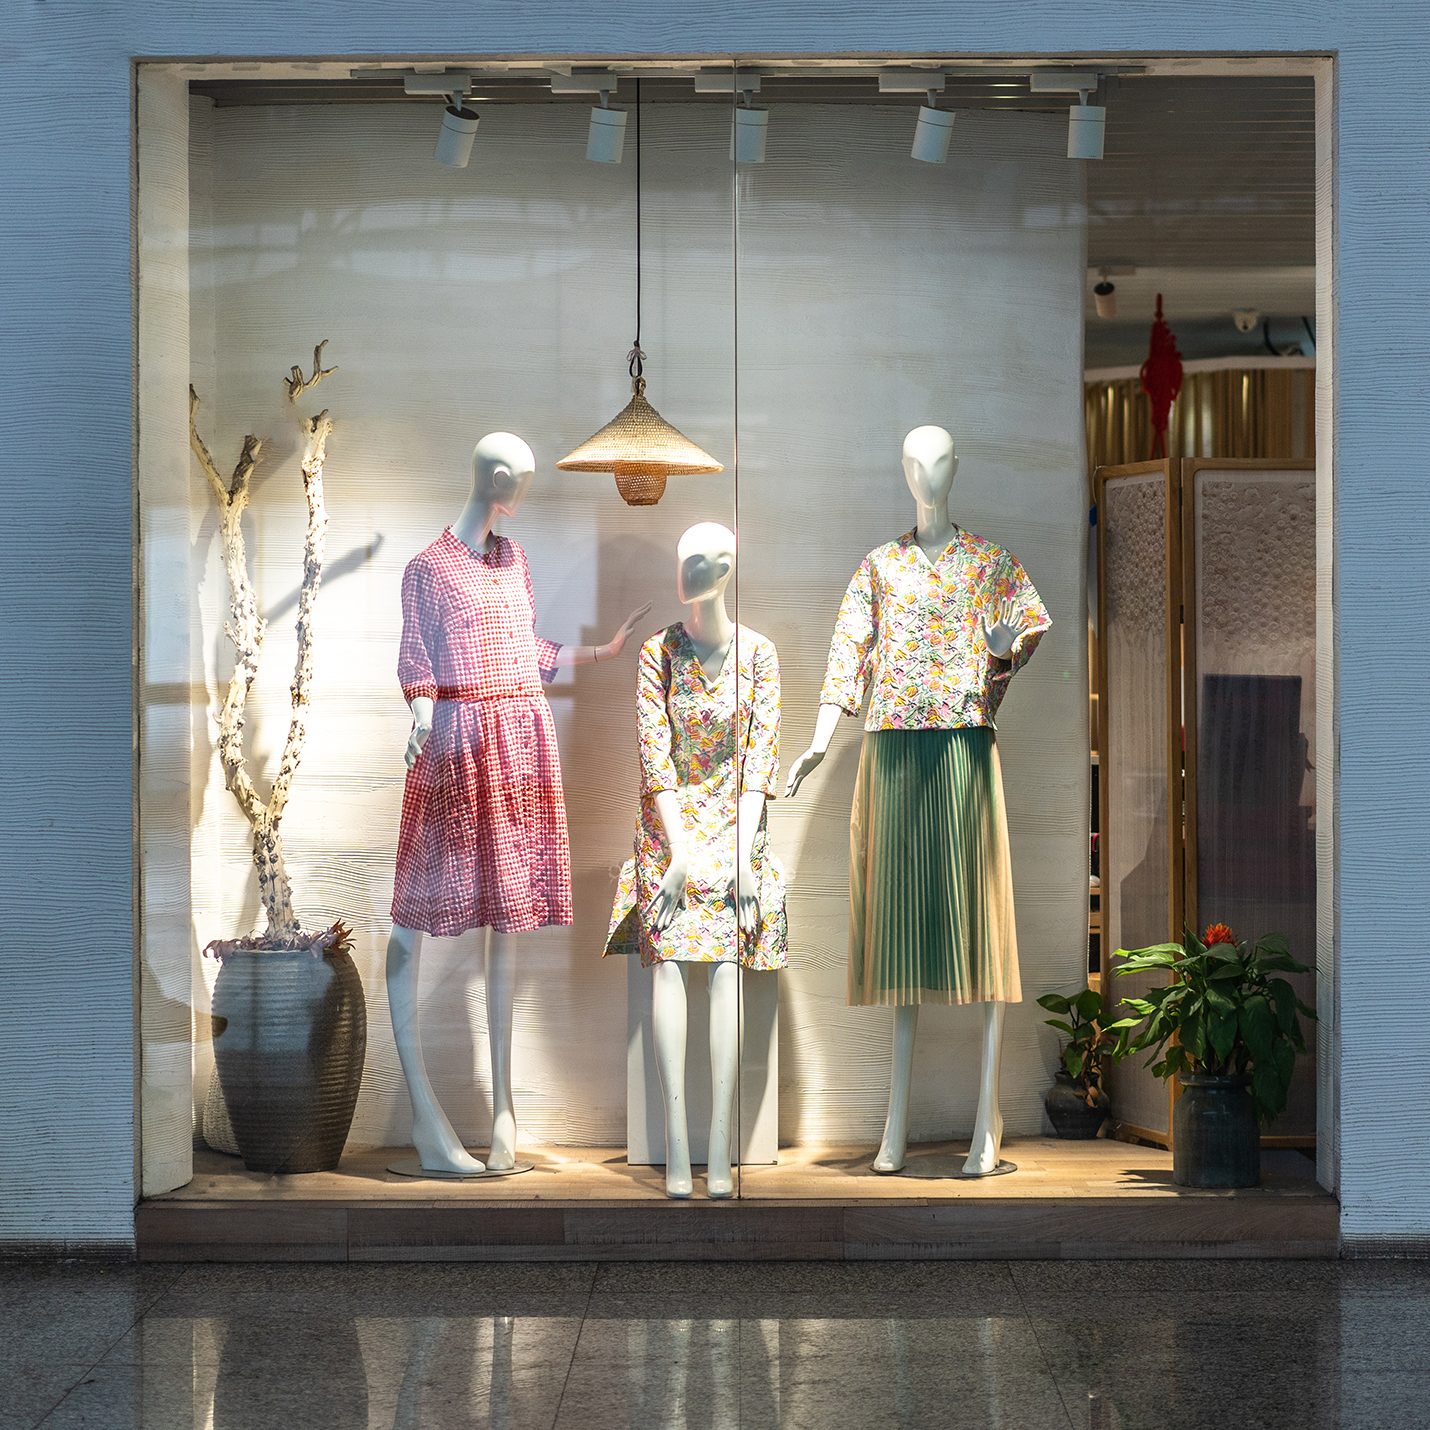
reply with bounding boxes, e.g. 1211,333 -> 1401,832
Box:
784,703 -> 845,798
648,789 -> 690,932
551,602 -> 653,668
404,695 -> 434,769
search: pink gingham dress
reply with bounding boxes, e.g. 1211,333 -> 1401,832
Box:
392,529 -> 572,937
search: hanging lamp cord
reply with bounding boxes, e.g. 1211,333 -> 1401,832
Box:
628,78 -> 645,385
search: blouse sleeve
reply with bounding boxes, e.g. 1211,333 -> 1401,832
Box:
397,557 -> 439,704
740,638 -> 782,797
818,557 -> 877,714
635,635 -> 679,794
988,550 -> 1051,710
521,549 -> 562,684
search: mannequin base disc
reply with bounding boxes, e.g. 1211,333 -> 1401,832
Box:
386,1157 -> 535,1181
955,1159 -> 1018,1179
871,1157 -> 1018,1180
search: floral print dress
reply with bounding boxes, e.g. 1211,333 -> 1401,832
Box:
604,624 -> 788,971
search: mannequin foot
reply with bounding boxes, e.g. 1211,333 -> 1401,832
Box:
707,1160 -> 735,1199
962,1114 -> 1005,1177
412,1115 -> 485,1176
872,1136 -> 907,1175
486,1109 -> 518,1172
666,1144 -> 694,1201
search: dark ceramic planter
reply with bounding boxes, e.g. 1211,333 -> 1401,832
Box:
1173,1073 -> 1260,1188
212,944 -> 366,1174
1044,1070 -> 1111,1139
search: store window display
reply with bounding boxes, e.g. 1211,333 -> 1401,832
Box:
136,79 -> 1093,1214
604,522 -> 786,1198
386,432 -> 649,1177
786,425 -> 1050,1177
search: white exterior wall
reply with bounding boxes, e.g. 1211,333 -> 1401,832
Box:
0,2 -> 1422,1249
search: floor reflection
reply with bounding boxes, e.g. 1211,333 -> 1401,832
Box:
7,1259 -> 1430,1429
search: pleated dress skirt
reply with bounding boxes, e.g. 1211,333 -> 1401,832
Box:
848,727 -> 1022,1007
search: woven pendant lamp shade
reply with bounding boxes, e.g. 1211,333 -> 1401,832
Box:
557,375 -> 724,506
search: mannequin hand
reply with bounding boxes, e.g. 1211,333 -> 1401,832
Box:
981,596 -> 1024,661
648,852 -> 689,932
603,602 -> 653,660
784,745 -> 826,798
404,720 -> 433,770
732,860 -> 761,937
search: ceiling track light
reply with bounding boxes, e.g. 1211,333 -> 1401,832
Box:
1092,268 -> 1118,319
879,70 -> 954,164
733,88 -> 768,165
692,72 -> 768,164
404,73 -> 479,168
1029,70 -> 1106,160
551,72 -> 629,163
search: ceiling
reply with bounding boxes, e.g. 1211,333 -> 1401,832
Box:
188,66 -> 1319,366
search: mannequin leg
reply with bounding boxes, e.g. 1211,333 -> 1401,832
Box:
963,1001 -> 1008,1175
706,962 -> 739,1199
386,924 -> 485,1174
484,930 -> 518,1170
652,962 -> 693,1198
873,1005 -> 919,1172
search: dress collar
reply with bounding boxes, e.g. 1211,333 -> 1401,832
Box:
445,527 -> 505,564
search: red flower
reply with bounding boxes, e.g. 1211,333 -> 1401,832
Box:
1203,922 -> 1236,948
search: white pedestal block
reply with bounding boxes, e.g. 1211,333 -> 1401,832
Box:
626,960 -> 779,1165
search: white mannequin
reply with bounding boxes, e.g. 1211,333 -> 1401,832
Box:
388,432 -> 649,1175
647,522 -> 764,1199
785,425 -> 1023,1177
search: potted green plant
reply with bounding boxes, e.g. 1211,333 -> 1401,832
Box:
1112,923 -> 1315,1188
1037,988 -> 1134,1138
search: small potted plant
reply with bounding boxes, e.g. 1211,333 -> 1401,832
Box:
1037,988 -> 1133,1138
1112,923 -> 1315,1188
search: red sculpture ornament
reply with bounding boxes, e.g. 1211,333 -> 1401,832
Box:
1139,293 -> 1184,459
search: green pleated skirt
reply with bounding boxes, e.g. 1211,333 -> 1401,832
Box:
848,727 -> 1022,1007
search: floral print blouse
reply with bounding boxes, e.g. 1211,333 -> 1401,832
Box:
604,624 -> 788,971
820,528 -> 1050,731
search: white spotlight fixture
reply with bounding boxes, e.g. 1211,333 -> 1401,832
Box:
880,70 -> 953,164
733,90 -> 768,164
1093,269 -> 1118,320
551,72 -> 629,164
435,98 -> 480,168
1029,70 -> 1106,160
912,95 -> 955,164
587,91 -> 628,164
404,73 -> 479,168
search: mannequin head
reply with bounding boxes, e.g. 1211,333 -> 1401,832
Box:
901,424 -> 958,507
471,432 -> 536,517
676,521 -> 736,604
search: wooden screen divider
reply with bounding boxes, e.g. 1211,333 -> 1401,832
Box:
1096,457 -> 1317,1150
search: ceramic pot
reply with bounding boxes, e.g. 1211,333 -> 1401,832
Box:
1044,1070 -> 1110,1138
212,944 -> 366,1174
1173,1073 -> 1260,1188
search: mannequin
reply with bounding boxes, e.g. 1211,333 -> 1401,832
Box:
388,432 -> 649,1176
603,522 -> 786,1198
785,425 -> 1048,1176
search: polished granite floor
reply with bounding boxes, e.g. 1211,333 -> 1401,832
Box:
3,1257 -> 1429,1429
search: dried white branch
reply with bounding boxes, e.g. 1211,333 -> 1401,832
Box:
190,344 -> 338,941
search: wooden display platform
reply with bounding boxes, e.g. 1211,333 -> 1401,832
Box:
137,1139 -> 1338,1262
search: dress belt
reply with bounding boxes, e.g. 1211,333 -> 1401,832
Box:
435,686 -> 543,702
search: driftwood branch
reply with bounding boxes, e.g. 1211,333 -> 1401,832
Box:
190,345 -> 338,942
283,339 -> 339,404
